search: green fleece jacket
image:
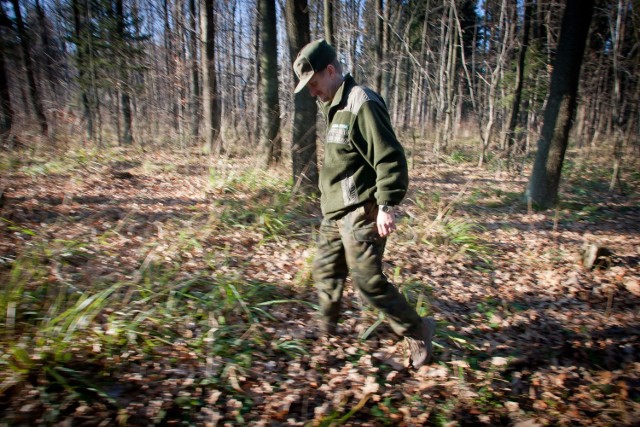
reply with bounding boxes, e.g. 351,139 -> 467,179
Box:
318,74 -> 409,219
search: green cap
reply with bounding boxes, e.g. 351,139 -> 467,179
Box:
292,39 -> 337,93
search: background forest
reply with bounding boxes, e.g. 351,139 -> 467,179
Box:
0,0 -> 639,426
0,0 -> 638,179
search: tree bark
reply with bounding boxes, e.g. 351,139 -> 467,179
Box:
189,0 -> 200,141
10,0 -> 48,137
504,0 -> 533,170
201,0 -> 222,153
608,0 -> 629,194
0,1 -> 13,141
374,0 -> 383,94
477,0 -> 510,167
345,0 -> 360,81
34,0 -> 61,104
286,0 -> 319,194
162,0 -> 179,133
72,0 -> 94,141
258,0 -> 281,167
115,0 -> 133,145
380,0 -> 392,103
323,0 -> 334,46
253,10 -> 261,146
527,0 -> 595,209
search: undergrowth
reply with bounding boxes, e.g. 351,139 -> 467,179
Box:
1,147 -> 637,425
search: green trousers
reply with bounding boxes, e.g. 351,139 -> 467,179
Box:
312,201 -> 422,337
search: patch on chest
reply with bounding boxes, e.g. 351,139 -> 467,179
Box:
327,123 -> 349,144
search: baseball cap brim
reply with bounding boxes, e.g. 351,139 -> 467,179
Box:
294,72 -> 314,93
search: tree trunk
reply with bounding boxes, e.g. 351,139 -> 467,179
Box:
478,0 -> 509,167
323,0 -> 334,46
286,0 -> 319,194
229,0 -> 239,139
162,0 -> 179,133
115,0 -> 133,145
0,1 -> 13,141
10,0 -> 48,137
527,0 -> 595,209
374,0 -> 383,94
258,0 -> 281,167
504,0 -> 533,170
434,3 -> 448,159
72,0 -> 94,141
345,0 -> 360,81
608,0 -> 629,195
380,0 -> 392,103
34,0 -> 61,104
201,0 -> 222,153
189,0 -> 200,141
443,3 -> 458,154
253,10 -> 261,146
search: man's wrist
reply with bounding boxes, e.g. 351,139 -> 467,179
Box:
379,204 -> 394,213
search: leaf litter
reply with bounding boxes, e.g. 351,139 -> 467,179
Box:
0,149 -> 638,426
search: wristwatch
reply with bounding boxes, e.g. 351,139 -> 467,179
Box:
379,204 -> 394,213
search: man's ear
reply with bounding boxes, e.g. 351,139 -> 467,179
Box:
325,64 -> 336,77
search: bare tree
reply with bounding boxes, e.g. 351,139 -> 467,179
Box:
201,0 -> 222,153
0,1 -> 13,142
10,0 -> 48,137
71,0 -> 95,141
527,0 -> 595,209
258,0 -> 281,167
0,0 -> 634,173
34,0 -> 62,105
286,0 -> 319,193
503,0 -> 534,170
608,0 -> 630,194
323,0 -> 334,45
161,0 -> 178,133
115,0 -> 133,145
189,0 -> 200,141
374,0 -> 383,93
475,0 -> 511,167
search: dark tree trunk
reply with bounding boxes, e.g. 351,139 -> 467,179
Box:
10,0 -> 48,136
201,0 -> 221,153
286,0 -> 319,194
323,0 -> 334,45
0,2 -> 13,141
505,0 -> 534,169
72,0 -> 94,141
258,0 -> 281,166
115,0 -> 133,145
162,0 -> 178,132
34,0 -> 60,103
527,0 -> 595,209
189,0 -> 200,140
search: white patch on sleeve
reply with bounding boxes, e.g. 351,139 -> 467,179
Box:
341,174 -> 358,206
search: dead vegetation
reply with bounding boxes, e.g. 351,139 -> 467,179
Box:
0,146 -> 638,426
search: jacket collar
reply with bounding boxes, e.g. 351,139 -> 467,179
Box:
320,73 -> 356,118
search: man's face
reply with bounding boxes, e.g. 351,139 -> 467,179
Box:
307,66 -> 336,102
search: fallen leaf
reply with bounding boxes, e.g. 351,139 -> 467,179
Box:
491,356 -> 509,367
623,278 -> 640,296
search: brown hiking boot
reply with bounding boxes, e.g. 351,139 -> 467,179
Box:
405,317 -> 436,369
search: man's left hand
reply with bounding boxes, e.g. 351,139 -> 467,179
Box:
377,210 -> 396,237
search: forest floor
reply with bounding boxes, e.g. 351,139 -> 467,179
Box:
0,146 -> 639,426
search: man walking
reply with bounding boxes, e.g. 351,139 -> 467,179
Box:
293,39 -> 435,368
